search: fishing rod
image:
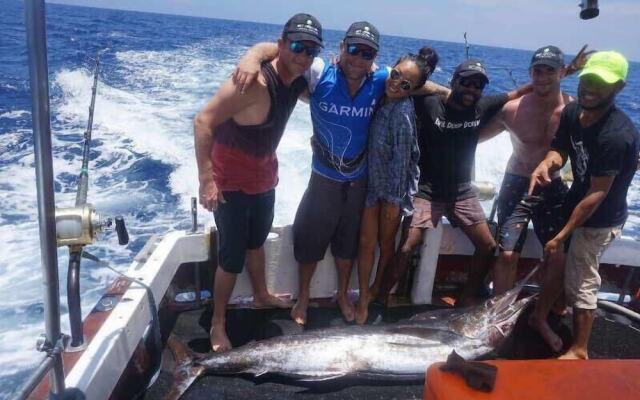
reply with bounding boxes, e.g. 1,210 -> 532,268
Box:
55,49 -> 129,349
75,51 -> 101,207
459,32 -> 506,240
462,32 -> 497,207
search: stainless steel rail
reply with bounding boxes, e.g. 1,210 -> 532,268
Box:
14,356 -> 54,399
22,0 -> 66,397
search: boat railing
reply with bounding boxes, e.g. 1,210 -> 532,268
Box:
18,1 -> 66,397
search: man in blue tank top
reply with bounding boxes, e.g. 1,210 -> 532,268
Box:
235,22 -> 448,324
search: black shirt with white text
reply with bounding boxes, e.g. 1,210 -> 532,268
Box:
414,93 -> 509,201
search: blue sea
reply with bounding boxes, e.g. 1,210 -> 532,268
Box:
1,1 -> 639,397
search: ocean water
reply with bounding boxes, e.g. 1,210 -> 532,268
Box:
1,1 -> 639,397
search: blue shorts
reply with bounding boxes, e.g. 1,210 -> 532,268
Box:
213,189 -> 275,273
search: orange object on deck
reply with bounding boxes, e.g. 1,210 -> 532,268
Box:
424,359 -> 640,400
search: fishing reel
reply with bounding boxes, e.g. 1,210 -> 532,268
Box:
55,205 -> 129,247
472,181 -> 496,201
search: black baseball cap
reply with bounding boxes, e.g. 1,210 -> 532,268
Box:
282,13 -> 324,47
453,59 -> 489,83
530,45 -> 564,69
344,21 -> 380,51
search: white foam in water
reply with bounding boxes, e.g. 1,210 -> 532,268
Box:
0,39 -> 247,381
0,110 -> 29,119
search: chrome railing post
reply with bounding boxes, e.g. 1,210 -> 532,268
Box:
24,0 -> 66,395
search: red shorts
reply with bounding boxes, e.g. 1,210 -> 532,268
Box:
410,196 -> 486,229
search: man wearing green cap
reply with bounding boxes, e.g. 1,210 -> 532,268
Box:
529,51 -> 639,359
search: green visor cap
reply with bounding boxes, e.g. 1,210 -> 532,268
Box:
579,51 -> 629,84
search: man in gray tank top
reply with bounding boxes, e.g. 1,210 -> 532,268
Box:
194,13 -> 323,352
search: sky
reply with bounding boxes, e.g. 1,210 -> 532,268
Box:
48,0 -> 640,61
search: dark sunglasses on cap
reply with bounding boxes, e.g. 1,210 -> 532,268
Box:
346,44 -> 377,61
390,68 -> 413,91
458,77 -> 486,90
288,41 -> 321,57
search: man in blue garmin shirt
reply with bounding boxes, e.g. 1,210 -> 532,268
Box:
235,22 -> 447,324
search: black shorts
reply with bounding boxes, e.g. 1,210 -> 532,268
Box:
213,189 -> 275,273
497,173 -> 568,253
293,172 -> 367,263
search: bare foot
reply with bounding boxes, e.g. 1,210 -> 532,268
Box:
355,295 -> 369,325
253,293 -> 292,309
337,294 -> 355,322
558,348 -> 588,360
210,325 -> 232,353
528,314 -> 563,352
290,297 -> 309,325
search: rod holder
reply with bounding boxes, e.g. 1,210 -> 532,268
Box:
66,250 -> 86,351
191,196 -> 198,233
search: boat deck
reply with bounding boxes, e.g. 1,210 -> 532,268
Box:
144,300 -> 640,399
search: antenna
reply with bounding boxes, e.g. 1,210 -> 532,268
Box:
464,32 -> 470,59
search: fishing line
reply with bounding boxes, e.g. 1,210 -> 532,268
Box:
83,251 -> 163,399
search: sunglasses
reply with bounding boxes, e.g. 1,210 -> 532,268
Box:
458,77 -> 486,90
390,68 -> 413,91
288,41 -> 321,57
346,44 -> 377,61
580,73 -> 610,88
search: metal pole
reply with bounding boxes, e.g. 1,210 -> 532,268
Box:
14,356 -> 55,400
25,0 -> 66,395
618,267 -> 635,305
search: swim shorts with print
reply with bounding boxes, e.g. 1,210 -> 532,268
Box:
497,173 -> 568,252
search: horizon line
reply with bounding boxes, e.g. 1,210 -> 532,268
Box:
47,1 -> 640,63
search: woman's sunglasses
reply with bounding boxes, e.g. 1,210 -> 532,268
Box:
289,41 -> 321,57
346,44 -> 377,61
458,77 -> 486,90
390,68 -> 413,91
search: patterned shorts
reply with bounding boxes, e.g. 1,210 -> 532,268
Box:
496,173 -> 568,252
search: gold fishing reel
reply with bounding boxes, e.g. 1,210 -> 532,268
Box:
472,181 -> 496,201
55,205 -> 128,247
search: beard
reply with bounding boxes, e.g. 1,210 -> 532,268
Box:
451,90 -> 480,108
578,91 -> 616,110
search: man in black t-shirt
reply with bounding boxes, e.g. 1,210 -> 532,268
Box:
376,59 -> 532,306
529,51 -> 639,359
